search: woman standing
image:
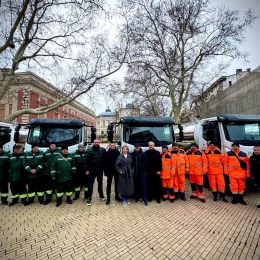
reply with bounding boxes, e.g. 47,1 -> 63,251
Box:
115,145 -> 134,206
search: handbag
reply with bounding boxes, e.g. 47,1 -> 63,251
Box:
231,151 -> 247,170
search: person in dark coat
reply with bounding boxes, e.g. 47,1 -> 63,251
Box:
249,146 -> 260,208
84,139 -> 106,206
104,143 -> 121,205
145,141 -> 162,203
115,145 -> 134,206
131,143 -> 148,206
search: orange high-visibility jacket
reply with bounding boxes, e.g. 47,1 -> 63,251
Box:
160,152 -> 176,179
186,149 -> 207,175
170,149 -> 189,175
224,150 -> 250,178
204,147 -> 223,175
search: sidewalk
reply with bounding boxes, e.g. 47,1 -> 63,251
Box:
0,179 -> 259,260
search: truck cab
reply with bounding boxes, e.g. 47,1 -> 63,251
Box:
0,122 -> 20,152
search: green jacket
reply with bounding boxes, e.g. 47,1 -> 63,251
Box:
8,152 -> 26,182
73,149 -> 86,175
0,150 -> 9,180
51,153 -> 76,182
23,150 -> 44,179
44,148 -> 61,175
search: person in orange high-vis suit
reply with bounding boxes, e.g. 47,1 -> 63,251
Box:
170,142 -> 189,201
224,142 -> 250,205
205,142 -> 228,202
160,145 -> 176,203
186,143 -> 207,203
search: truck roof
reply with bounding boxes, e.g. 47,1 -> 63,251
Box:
218,114 -> 260,122
28,118 -> 86,126
120,116 -> 175,126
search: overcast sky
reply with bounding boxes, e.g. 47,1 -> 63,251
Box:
97,0 -> 260,115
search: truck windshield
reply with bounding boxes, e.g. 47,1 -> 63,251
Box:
27,126 -> 82,146
123,125 -> 174,146
223,122 -> 260,145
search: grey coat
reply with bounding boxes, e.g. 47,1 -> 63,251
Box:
115,154 -> 134,196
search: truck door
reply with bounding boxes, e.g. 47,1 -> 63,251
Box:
202,121 -> 221,149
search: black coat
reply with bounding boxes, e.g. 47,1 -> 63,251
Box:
104,148 -> 120,174
145,149 -> 162,174
115,154 -> 134,196
130,148 -> 147,173
84,146 -> 106,172
250,153 -> 260,182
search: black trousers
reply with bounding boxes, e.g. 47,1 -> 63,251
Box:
27,178 -> 44,200
44,175 -> 55,195
106,171 -> 119,198
146,171 -> 161,200
0,179 -> 8,200
56,181 -> 73,197
10,180 -> 27,199
87,170 -> 104,199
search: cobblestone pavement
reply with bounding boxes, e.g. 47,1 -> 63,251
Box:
0,179 -> 260,260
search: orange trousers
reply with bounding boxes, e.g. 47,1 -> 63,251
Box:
229,177 -> 246,194
189,174 -> 205,199
161,178 -> 175,199
208,174 -> 225,193
173,174 -> 185,193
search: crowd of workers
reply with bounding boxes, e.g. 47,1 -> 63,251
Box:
0,140 -> 259,208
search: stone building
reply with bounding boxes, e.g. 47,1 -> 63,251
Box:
0,69 -> 96,126
193,67 -> 260,118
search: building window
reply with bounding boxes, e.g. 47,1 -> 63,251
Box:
103,121 -> 105,127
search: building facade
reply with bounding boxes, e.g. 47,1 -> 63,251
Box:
0,70 -> 96,126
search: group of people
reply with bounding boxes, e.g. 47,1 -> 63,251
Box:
0,140 -> 259,208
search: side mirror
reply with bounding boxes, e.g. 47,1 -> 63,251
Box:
178,125 -> 183,131
179,131 -> 184,142
107,130 -> 114,143
15,125 -> 21,131
14,132 -> 19,143
107,124 -> 114,131
90,127 -> 96,143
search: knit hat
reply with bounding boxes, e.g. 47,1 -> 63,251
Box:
190,142 -> 198,148
31,144 -> 38,149
78,144 -> 84,148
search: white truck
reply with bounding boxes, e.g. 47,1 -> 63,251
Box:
0,122 -> 20,152
107,116 -> 183,152
193,114 -> 260,156
25,118 -> 96,153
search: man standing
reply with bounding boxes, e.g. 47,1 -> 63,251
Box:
73,144 -> 86,200
250,146 -> 260,208
51,146 -> 76,207
43,142 -> 61,205
131,143 -> 148,206
186,143 -> 207,203
160,145 -> 176,203
224,142 -> 250,205
145,141 -> 162,203
84,139 -> 106,206
205,142 -> 228,202
104,143 -> 121,205
23,144 -> 45,204
0,144 -> 9,205
170,142 -> 189,201
8,145 -> 28,206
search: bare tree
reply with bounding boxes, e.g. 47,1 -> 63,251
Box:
117,0 -> 257,121
0,0 -> 129,123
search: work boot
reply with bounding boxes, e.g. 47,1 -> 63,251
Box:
115,195 -> 122,202
219,192 -> 228,203
231,194 -> 238,204
27,199 -> 34,205
44,194 -> 52,205
162,197 -> 167,201
175,192 -> 179,201
56,197 -> 62,207
212,191 -> 218,201
73,191 -> 80,200
238,194 -> 247,205
1,198 -> 8,205
66,196 -> 72,204
257,205 -> 260,208
200,198 -> 206,203
143,200 -> 148,206
38,197 -> 44,204
9,198 -> 19,206
170,199 -> 174,203
180,193 -> 187,201
156,198 -> 161,203
106,197 -> 110,205
190,195 -> 197,199
21,198 -> 28,206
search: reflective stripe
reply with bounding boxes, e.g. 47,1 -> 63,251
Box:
46,190 -> 52,195
19,194 -> 27,199
74,187 -> 80,191
72,167 -> 76,170
1,193 -> 8,197
51,171 -> 56,173
37,192 -> 44,196
56,192 -> 63,197
28,192 -> 35,198
25,166 -> 30,169
197,194 -> 205,199
11,194 -> 19,199
66,192 -> 73,196
38,165 -> 42,169
84,188 -> 88,191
